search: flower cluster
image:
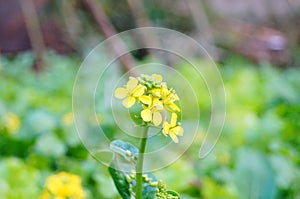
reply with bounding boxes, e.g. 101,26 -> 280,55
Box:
114,74 -> 184,143
40,172 -> 85,199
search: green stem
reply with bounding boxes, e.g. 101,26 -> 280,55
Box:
136,126 -> 149,199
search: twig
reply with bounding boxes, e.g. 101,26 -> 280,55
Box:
185,0 -> 219,60
20,0 -> 46,71
126,0 -> 173,66
83,0 -> 136,75
61,0 -> 82,50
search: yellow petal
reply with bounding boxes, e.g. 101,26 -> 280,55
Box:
169,103 -> 180,112
114,87 -> 128,99
126,78 -> 138,90
162,121 -> 170,135
122,97 -> 135,108
141,109 -> 152,122
171,126 -> 184,136
173,93 -> 179,101
152,74 -> 163,82
169,133 -> 179,143
154,104 -> 164,111
161,90 -> 167,98
139,95 -> 152,105
132,85 -> 145,97
178,126 -> 184,136
170,113 -> 177,126
153,111 -> 162,126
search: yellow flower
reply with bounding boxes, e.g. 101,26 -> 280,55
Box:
162,113 -> 184,143
40,191 -> 51,199
4,112 -> 20,133
40,172 -> 85,199
140,96 -> 163,126
114,78 -> 145,108
160,86 -> 180,112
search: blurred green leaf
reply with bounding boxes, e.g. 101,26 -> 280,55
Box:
34,133 -> 66,157
26,110 -> 57,135
269,155 -> 297,189
0,158 -> 39,199
234,149 -> 276,199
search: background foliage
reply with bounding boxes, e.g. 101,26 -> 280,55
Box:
0,52 -> 299,198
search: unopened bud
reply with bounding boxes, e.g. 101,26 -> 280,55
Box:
125,150 -> 132,156
150,181 -> 158,187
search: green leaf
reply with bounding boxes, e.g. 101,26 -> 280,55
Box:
166,190 -> 180,198
110,140 -> 138,162
108,164 -> 131,199
129,105 -> 144,126
109,140 -> 139,199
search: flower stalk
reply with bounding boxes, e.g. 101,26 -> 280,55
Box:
135,126 -> 149,199
113,74 -> 184,198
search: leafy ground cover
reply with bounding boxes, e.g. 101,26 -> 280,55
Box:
0,52 -> 299,199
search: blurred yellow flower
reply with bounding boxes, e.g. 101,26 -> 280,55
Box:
114,78 -> 145,108
142,73 -> 163,83
4,112 -> 20,133
217,152 -> 231,165
39,191 -> 51,199
62,112 -> 73,126
151,74 -> 163,82
162,113 -> 184,143
40,172 -> 85,199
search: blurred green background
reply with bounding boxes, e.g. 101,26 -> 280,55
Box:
1,0 -> 300,198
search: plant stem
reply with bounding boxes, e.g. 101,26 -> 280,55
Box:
136,126 -> 149,199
